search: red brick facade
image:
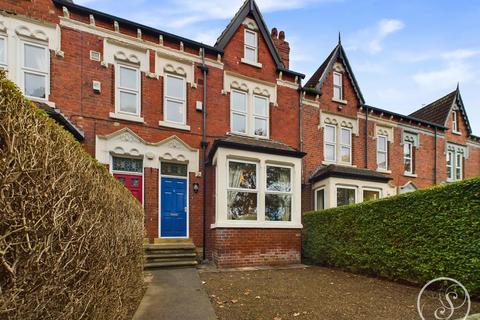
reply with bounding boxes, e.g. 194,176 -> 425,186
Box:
2,0 -> 479,268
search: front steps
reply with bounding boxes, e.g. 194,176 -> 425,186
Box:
144,240 -> 198,269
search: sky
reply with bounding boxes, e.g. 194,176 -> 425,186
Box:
76,0 -> 480,134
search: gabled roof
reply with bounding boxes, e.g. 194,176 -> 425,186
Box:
214,0 -> 304,79
304,42 -> 365,104
409,86 -> 472,134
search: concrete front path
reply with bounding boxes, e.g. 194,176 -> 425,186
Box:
133,268 -> 217,320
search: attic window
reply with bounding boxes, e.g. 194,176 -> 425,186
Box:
333,72 -> 343,100
244,29 -> 258,64
452,111 -> 460,133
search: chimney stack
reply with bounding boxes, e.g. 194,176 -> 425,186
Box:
271,27 -> 290,69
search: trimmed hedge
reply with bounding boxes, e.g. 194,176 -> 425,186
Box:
303,178 -> 480,296
0,71 -> 145,319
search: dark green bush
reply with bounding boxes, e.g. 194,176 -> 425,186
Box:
303,178 -> 480,296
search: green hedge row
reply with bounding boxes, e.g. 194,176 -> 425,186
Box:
303,178 -> 480,296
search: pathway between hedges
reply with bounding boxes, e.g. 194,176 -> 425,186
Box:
133,268 -> 216,320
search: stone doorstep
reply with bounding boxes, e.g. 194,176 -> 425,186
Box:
197,263 -> 309,273
143,238 -> 194,245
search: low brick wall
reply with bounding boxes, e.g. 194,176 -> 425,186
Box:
209,228 -> 301,268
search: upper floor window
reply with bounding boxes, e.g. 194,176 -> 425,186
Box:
116,64 -> 140,116
0,37 -> 6,67
244,29 -> 258,63
324,125 -> 337,162
324,125 -> 352,164
377,135 -> 388,170
403,142 -> 414,175
164,74 -> 186,124
333,72 -> 343,100
452,111 -> 459,133
230,90 -> 269,138
22,41 -> 49,100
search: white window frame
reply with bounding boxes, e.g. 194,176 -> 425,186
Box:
253,94 -> 269,137
164,73 -> 187,125
377,135 -> 388,170
230,89 -> 248,135
403,142 -> 414,175
452,111 -> 460,133
335,185 -> 357,207
362,187 -> 382,202
20,40 -> 50,101
340,127 -> 352,164
324,125 -> 337,162
244,29 -> 258,64
446,150 -> 454,181
333,72 -> 343,100
265,164 -> 293,222
455,152 -> 463,181
0,35 -> 7,68
226,159 -> 259,221
314,187 -> 326,211
115,63 -> 141,117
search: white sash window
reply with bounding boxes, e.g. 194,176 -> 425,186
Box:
116,64 -> 140,116
164,74 -> 186,124
22,42 -> 49,100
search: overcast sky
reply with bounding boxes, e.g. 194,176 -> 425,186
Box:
76,0 -> 480,134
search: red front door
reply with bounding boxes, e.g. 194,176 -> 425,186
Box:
113,173 -> 143,204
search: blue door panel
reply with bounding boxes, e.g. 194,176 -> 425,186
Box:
161,178 -> 187,237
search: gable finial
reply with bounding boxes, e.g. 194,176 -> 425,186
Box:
456,82 -> 460,91
249,0 -> 254,12
338,32 -> 342,45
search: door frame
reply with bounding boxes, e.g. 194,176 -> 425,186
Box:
158,161 -> 189,239
110,154 -> 145,207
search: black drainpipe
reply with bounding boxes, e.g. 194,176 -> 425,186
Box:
433,126 -> 437,184
364,105 -> 369,168
199,49 -> 209,262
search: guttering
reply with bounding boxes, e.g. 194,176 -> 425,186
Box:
199,49 -> 208,262
362,104 -> 447,130
52,0 -> 222,56
278,67 -> 305,79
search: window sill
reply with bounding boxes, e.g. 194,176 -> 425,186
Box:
240,58 -> 262,68
376,168 -> 391,174
452,131 -> 462,136
159,120 -> 191,131
29,97 -> 56,108
322,160 -> 356,167
211,222 -> 303,229
109,112 -> 144,123
332,98 -> 348,105
228,131 -> 270,140
403,172 -> 417,178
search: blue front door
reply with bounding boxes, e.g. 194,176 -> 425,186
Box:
161,177 -> 187,237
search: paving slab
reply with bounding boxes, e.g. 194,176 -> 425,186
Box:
133,268 -> 217,320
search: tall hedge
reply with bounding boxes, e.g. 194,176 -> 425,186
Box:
0,72 -> 145,319
303,178 -> 480,296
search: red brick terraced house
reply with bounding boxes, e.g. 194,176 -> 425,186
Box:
1,0 -> 479,268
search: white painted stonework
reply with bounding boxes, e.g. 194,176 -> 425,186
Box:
103,38 -> 150,72
319,110 -> 359,136
313,177 -> 396,209
95,128 -> 199,172
211,147 -> 302,229
223,71 -> 277,105
375,123 -> 395,142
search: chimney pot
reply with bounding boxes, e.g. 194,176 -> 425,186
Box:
279,31 -> 285,41
271,27 -> 278,38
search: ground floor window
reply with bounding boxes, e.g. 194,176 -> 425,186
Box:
314,188 -> 325,210
265,165 -> 292,221
227,160 -> 258,220
336,187 -> 356,207
363,189 -> 381,202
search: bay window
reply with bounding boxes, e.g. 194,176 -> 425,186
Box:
377,135 -> 388,170
333,72 -> 343,100
324,125 -> 337,162
22,41 -> 49,99
403,142 -> 414,174
244,29 -> 258,63
227,161 -> 258,220
314,188 -> 325,210
231,90 -> 248,134
116,64 -> 140,116
164,74 -> 186,124
363,189 -> 381,202
265,165 -> 292,221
